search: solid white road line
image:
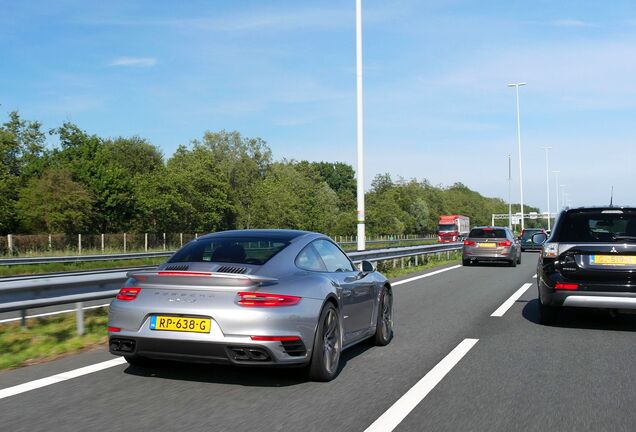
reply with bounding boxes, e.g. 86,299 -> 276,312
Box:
491,283 -> 533,317
364,338 -> 479,432
0,357 -> 126,400
392,265 -> 462,286
0,303 -> 110,324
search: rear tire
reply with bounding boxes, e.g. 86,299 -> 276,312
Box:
462,258 -> 471,266
509,259 -> 517,267
517,254 -> 522,264
373,287 -> 393,346
308,303 -> 341,382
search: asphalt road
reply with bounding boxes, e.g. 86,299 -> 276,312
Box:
1,253 -> 635,431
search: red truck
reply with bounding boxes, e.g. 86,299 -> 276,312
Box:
437,215 -> 470,243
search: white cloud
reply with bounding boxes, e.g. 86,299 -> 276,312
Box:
81,5 -> 402,33
109,57 -> 157,67
551,19 -> 592,28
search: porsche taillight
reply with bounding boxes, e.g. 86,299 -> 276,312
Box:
116,287 -> 141,301
237,292 -> 301,307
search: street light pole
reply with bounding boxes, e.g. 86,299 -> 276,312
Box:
560,184 -> 567,210
542,146 -> 552,230
508,154 -> 512,229
508,82 -> 527,230
553,170 -> 560,215
355,0 -> 366,251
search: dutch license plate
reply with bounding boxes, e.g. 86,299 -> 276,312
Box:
478,242 -> 496,248
590,255 -> 636,266
150,316 -> 211,333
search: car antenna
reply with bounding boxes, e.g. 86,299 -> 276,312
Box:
609,186 -> 614,207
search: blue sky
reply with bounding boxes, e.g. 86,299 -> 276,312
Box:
2,0 -> 636,212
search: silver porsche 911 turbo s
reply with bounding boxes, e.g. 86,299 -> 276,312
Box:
107,229 -> 393,381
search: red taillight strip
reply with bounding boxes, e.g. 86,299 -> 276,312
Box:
250,336 -> 301,342
464,240 -> 476,246
116,287 -> 141,301
237,292 -> 301,307
555,282 -> 579,290
498,241 -> 512,247
158,271 -> 213,277
107,326 -> 121,332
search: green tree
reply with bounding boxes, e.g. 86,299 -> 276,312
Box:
250,162 -> 339,233
133,145 -> 232,233
49,123 -> 137,232
194,130 -> 272,229
16,169 -> 94,233
102,136 -> 164,176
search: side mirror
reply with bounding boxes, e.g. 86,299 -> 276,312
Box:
532,233 -> 548,245
361,260 -> 376,273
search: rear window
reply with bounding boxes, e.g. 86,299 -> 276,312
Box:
168,237 -> 289,265
521,230 -> 543,239
557,211 -> 636,243
469,228 -> 507,239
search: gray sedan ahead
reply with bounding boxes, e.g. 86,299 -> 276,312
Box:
108,229 -> 393,382
462,226 -> 521,267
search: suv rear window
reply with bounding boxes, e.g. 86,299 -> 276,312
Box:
557,210 -> 636,243
168,237 -> 289,265
469,228 -> 507,238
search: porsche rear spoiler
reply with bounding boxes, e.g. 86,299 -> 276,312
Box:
126,270 -> 278,288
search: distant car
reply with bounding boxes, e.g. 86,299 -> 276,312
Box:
462,226 -> 521,267
107,229 -> 393,382
536,207 -> 636,324
520,228 -> 546,251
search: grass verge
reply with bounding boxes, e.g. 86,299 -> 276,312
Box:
380,250 -> 461,279
0,308 -> 108,370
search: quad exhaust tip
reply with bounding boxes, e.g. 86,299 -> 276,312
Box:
110,338 -> 136,353
228,347 -> 271,362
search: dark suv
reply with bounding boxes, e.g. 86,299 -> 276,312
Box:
536,207 -> 636,324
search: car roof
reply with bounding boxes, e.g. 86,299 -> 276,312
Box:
471,226 -> 509,230
197,229 -> 315,242
563,206 -> 636,212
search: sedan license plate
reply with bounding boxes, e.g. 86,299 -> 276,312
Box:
477,242 -> 496,248
590,255 -> 636,266
150,316 -> 211,333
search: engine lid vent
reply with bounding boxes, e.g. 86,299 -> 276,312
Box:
216,265 -> 248,274
164,264 -> 190,271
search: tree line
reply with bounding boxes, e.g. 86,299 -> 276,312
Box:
0,111 -> 539,236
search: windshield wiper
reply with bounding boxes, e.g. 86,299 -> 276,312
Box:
613,235 -> 636,242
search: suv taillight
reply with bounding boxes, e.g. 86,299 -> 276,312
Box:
555,282 -> 578,290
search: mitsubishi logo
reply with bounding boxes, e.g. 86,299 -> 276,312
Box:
610,247 -> 618,253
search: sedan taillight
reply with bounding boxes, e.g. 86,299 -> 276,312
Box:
464,240 -> 476,246
498,240 -> 512,247
237,292 -> 301,307
116,287 -> 141,301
